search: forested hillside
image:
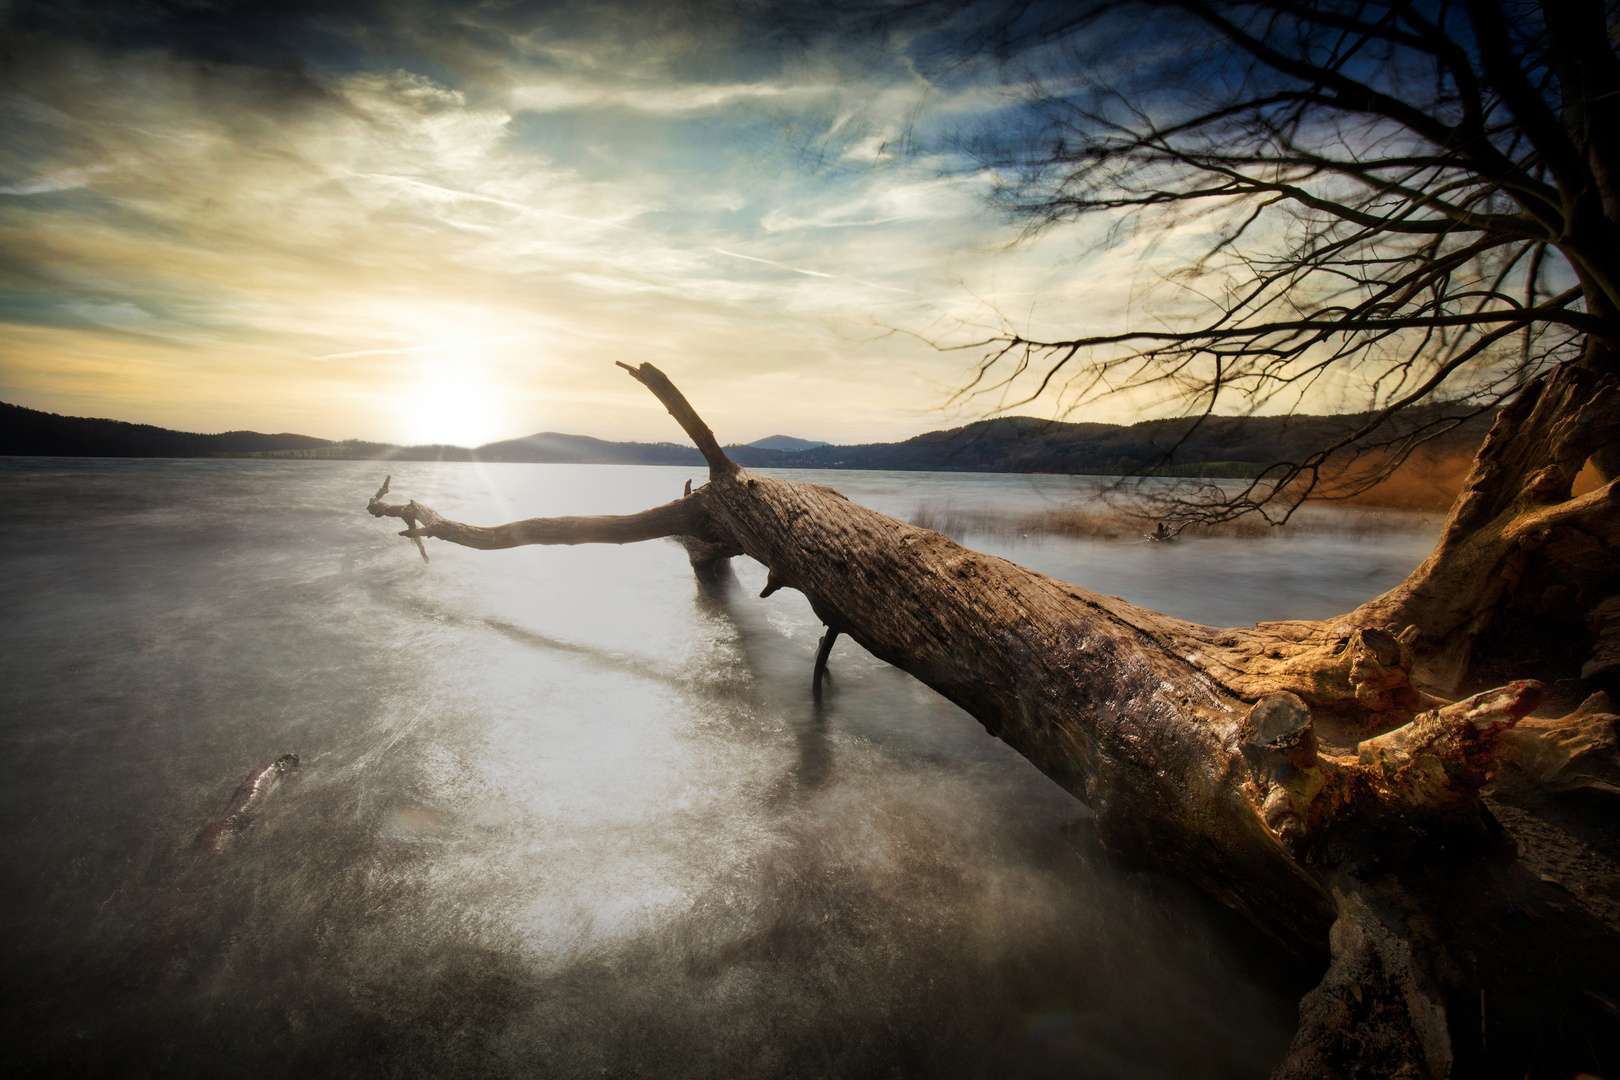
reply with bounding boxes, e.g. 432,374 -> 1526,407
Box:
1,399 -> 1488,483
0,401 -> 334,457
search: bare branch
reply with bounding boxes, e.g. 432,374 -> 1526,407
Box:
367,487 -> 714,551
616,361 -> 739,479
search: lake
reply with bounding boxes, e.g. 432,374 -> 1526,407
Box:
0,458 -> 1441,1078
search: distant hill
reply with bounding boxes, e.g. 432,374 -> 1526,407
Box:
0,399 -> 1490,483
473,433 -> 800,468
0,401 -> 335,458
747,408 -> 1492,478
747,435 -> 829,451
476,432 -> 704,466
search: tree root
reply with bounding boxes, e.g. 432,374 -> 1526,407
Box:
1493,692 -> 1620,797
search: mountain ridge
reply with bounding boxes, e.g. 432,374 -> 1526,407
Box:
748,435 -> 830,451
0,399 -> 1490,480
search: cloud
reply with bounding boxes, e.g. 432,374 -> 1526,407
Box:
759,173 -> 988,232
0,165 -> 111,195
0,2 -> 1177,445
309,334 -> 532,362
710,247 -> 912,296
509,77 -> 826,117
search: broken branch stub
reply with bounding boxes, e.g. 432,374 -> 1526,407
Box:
1241,693 -> 1324,843
1355,680 -> 1543,828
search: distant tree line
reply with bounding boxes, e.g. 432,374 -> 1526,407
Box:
0,398 -> 1490,481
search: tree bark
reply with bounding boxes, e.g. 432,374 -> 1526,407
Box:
367,361 -> 1620,1078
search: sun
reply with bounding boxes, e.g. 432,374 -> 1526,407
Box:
402,358 -> 513,448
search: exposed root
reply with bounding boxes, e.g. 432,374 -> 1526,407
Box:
1493,692 -> 1620,798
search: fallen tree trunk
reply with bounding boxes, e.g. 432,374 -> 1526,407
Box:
368,361 -> 1620,1078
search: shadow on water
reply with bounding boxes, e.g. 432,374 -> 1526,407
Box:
377,563 -> 838,796
689,560 -> 835,794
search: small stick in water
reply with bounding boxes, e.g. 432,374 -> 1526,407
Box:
195,754 -> 300,855
813,627 -> 839,704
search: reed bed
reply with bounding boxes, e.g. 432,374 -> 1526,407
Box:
907,502 -> 1445,543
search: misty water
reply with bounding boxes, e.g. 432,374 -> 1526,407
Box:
0,459 -> 1441,1078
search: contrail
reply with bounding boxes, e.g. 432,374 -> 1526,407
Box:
353,173 -> 634,231
310,334 -> 530,362
712,247 -> 913,294
712,246 -> 837,278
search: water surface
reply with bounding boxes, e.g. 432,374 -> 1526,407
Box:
0,459 -> 1440,1078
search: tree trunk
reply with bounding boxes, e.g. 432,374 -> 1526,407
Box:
368,361 -> 1620,1078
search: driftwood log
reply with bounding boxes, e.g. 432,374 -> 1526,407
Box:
369,361 -> 1620,1078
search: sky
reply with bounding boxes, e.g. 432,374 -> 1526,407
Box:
0,0 -> 1192,447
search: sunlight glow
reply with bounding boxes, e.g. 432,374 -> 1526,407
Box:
402,354 -> 513,447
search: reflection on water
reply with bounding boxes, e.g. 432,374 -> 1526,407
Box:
0,459 -> 1441,1078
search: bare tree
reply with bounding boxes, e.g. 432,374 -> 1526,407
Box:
913,0 -> 1620,697
936,0 -> 1617,514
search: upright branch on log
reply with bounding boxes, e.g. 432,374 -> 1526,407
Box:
368,361 -> 1620,1078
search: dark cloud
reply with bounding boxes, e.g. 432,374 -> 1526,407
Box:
2,0 -> 410,72
0,0 -> 974,95
0,1 -> 801,79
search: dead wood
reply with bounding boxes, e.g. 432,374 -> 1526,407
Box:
366,362 -> 1620,1078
